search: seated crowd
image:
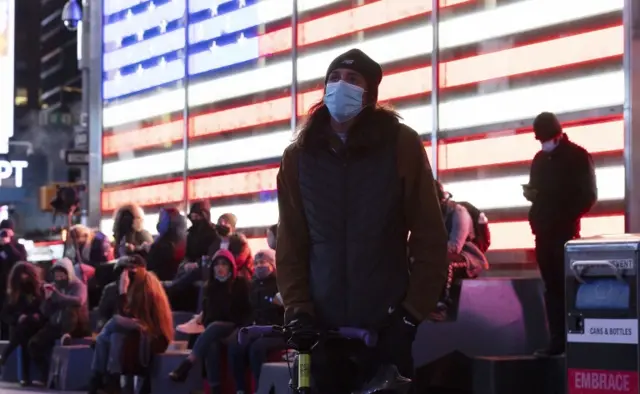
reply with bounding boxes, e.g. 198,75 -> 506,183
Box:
0,201 -> 283,394
0,187 -> 486,393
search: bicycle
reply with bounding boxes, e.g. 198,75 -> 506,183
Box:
238,324 -> 411,394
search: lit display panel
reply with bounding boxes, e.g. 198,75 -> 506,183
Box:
0,0 -> 14,154
101,0 -> 624,253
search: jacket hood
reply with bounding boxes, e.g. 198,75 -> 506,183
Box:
189,201 -> 211,222
52,257 -> 76,281
254,249 -> 276,269
157,208 -> 187,237
212,248 -> 237,278
113,204 -> 145,235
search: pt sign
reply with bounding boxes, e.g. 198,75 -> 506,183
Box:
0,160 -> 26,187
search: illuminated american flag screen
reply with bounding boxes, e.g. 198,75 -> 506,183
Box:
100,0 -> 624,255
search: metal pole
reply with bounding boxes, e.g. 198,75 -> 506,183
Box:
290,0 -> 298,134
86,0 -> 103,229
430,0 -> 440,179
183,0 -> 191,214
78,0 -> 91,225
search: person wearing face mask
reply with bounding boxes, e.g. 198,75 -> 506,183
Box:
146,207 -> 187,282
186,201 -> 219,262
66,224 -> 113,309
524,111 -> 597,357
29,258 -> 89,378
162,202 -> 218,312
209,213 -> 254,281
276,48 -> 448,392
227,249 -> 285,394
112,204 -> 153,259
0,262 -> 44,386
0,219 -> 27,340
89,256 -> 173,394
169,249 -> 251,393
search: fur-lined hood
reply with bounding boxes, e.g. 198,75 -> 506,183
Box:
113,203 -> 145,239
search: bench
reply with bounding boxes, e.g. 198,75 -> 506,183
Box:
172,311 -> 195,342
47,345 -> 93,390
414,277 -> 549,391
473,355 -> 564,394
0,336 -> 93,383
148,351 -> 202,394
256,362 -> 290,394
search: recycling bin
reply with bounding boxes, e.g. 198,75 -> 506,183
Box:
565,235 -> 639,394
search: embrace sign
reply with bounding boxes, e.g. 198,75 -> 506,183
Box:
0,0 -> 13,155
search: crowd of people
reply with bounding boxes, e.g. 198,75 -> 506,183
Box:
0,187 -> 486,394
0,47 -> 596,394
0,201 -> 284,394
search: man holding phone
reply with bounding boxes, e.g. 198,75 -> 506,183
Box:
0,219 -> 27,340
524,112 -> 597,357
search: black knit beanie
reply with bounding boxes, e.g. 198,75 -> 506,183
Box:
325,48 -> 383,103
533,112 -> 562,142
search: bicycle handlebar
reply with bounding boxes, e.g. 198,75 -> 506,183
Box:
238,325 -> 378,348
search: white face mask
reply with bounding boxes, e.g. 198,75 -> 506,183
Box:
323,81 -> 365,123
541,138 -> 559,152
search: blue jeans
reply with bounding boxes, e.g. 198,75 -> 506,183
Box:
91,315 -> 141,374
228,334 -> 287,391
192,321 -> 235,387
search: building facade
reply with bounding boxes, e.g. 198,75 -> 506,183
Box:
39,0 -> 81,111
95,0 -> 624,269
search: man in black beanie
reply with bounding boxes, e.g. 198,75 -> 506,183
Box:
0,219 -> 27,339
524,111 -> 597,357
276,48 -> 449,392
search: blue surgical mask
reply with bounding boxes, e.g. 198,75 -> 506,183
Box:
215,273 -> 231,283
324,81 -> 365,123
254,265 -> 272,279
541,139 -> 559,152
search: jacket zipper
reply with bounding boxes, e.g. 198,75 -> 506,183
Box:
343,151 -> 349,324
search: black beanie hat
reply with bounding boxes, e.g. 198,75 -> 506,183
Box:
189,200 -> 211,221
533,112 -> 562,142
0,219 -> 14,230
325,48 -> 383,103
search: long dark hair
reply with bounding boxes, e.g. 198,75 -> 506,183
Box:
295,99 -> 402,151
7,262 -> 42,304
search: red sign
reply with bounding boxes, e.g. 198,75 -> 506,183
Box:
569,369 -> 639,394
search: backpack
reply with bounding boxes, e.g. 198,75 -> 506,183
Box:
455,201 -> 491,253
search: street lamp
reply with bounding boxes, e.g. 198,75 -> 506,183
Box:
61,0 -> 82,31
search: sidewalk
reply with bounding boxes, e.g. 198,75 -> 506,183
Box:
0,381 -> 82,393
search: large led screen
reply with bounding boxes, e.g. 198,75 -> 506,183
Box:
100,0 -> 624,254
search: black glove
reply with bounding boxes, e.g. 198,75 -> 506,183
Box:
389,305 -> 420,328
287,311 -> 315,330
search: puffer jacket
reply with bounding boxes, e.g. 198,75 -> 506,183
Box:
250,273 -> 283,325
276,107 -> 449,327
